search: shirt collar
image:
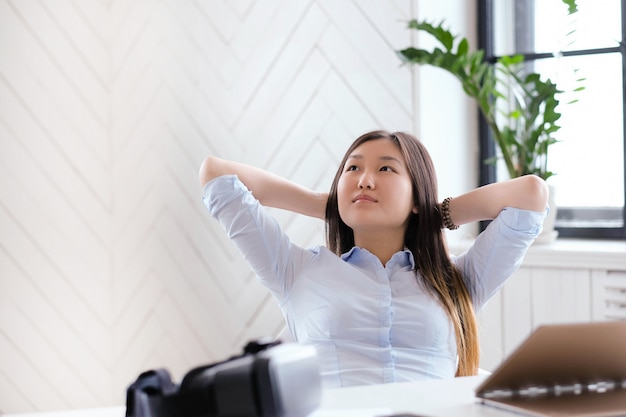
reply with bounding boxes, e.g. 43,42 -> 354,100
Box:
341,247 -> 416,269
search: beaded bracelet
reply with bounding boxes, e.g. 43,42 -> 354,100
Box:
441,197 -> 459,230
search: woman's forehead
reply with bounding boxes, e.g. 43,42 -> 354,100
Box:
347,139 -> 405,162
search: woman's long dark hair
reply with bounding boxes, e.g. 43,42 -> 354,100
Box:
325,130 -> 479,376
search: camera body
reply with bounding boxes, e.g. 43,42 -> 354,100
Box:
126,340 -> 321,417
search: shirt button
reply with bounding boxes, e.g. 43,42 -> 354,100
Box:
385,362 -> 393,368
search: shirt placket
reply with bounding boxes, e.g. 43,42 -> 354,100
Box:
378,265 -> 395,383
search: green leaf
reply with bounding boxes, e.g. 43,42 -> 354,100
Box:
561,0 -> 578,14
457,38 -> 469,56
484,156 -> 499,166
398,15 -> 583,180
499,54 -> 524,66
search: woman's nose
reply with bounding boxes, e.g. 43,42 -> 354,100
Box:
358,172 -> 375,189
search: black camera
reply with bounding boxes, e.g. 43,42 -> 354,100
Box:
126,339 -> 321,417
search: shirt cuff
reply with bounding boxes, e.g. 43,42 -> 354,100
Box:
498,206 -> 548,237
202,174 -> 248,213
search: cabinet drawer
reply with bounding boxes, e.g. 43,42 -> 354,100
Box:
604,271 -> 626,320
593,271 -> 626,320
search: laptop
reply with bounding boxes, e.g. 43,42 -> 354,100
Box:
475,321 -> 626,417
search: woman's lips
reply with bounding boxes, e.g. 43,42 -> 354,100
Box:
353,194 -> 377,203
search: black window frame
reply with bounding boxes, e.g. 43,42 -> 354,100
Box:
478,0 -> 626,239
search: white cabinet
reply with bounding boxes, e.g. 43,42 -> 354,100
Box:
592,270 -> 626,321
476,239 -> 626,372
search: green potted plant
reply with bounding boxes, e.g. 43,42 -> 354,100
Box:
397,20 -> 574,181
397,4 -> 580,241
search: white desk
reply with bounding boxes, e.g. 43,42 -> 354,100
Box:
5,375 -> 514,417
317,375 -> 508,417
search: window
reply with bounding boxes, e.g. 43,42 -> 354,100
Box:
478,0 -> 626,239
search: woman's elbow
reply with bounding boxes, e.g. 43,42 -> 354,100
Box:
198,155 -> 222,187
521,175 -> 549,212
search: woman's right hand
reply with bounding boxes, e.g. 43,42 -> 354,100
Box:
199,156 -> 328,220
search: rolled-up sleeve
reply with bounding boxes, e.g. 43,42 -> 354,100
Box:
202,175 -> 303,302
453,207 -> 547,310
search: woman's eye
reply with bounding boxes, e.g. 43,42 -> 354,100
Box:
346,165 -> 358,172
380,166 -> 393,172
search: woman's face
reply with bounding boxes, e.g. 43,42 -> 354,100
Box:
337,138 -> 416,235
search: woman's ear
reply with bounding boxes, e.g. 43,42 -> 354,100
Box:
412,206 -> 419,214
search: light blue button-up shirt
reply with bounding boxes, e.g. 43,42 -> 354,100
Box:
203,175 -> 545,388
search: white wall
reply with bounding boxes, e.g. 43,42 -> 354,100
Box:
414,0 -> 480,243
0,0 -> 476,413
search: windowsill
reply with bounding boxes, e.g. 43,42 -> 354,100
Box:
451,237 -> 626,271
522,238 -> 626,270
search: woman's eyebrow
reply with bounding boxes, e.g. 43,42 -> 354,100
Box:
379,155 -> 403,164
346,154 -> 402,164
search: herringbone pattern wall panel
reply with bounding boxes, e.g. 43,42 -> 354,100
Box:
0,0 -> 417,412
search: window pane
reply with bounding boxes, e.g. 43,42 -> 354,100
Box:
493,0 -> 529,56
493,0 -> 621,56
486,0 -> 626,234
535,53 -> 624,214
535,0 -> 621,52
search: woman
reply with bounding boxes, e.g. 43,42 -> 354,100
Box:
199,130 -> 547,387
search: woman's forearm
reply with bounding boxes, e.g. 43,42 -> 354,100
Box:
447,175 -> 549,226
199,156 -> 328,219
